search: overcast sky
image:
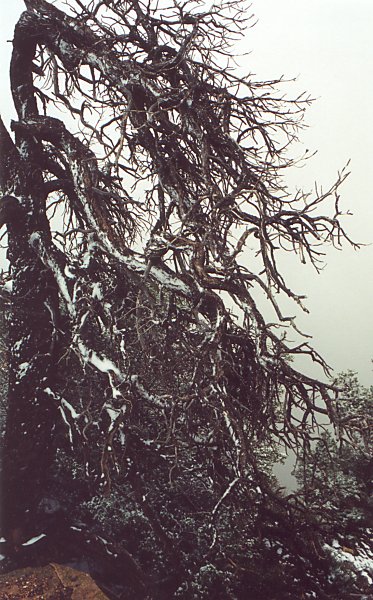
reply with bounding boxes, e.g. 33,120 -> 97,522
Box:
246,0 -> 373,386
1,0 -> 372,385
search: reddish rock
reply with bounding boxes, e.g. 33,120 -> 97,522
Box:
0,563 -> 109,599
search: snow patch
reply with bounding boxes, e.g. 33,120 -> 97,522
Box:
325,542 -> 373,586
131,375 -> 169,408
77,342 -> 123,378
22,533 -> 46,546
17,362 -> 30,379
91,282 -> 103,300
61,398 -> 80,420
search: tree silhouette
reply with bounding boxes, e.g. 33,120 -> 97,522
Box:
0,0 -> 366,597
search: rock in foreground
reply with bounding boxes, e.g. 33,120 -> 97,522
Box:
0,563 -> 109,599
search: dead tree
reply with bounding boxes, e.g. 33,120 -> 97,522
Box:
0,0 -> 363,596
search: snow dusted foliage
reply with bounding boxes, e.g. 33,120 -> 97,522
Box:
295,372 -> 373,597
0,287 -> 9,441
0,0 -> 371,597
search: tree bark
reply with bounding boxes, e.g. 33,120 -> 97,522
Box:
0,13 -> 60,551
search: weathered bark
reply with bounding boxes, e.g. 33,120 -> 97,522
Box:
0,12 -> 60,549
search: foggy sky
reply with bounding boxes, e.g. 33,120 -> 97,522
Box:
1,0 -> 372,385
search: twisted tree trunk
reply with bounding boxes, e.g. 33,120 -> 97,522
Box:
0,14 -> 60,549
